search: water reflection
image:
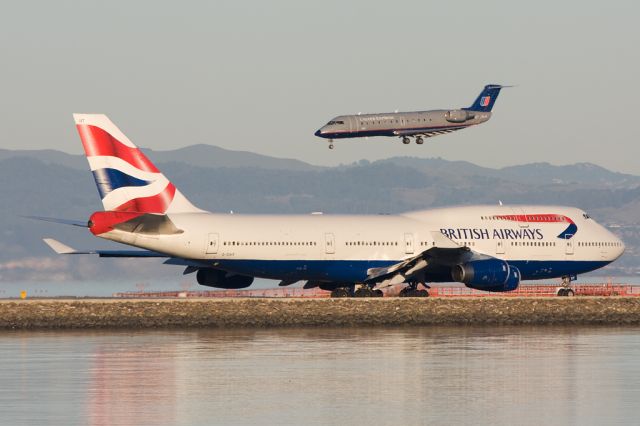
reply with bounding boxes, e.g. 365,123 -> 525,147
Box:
0,327 -> 639,425
87,336 -> 177,426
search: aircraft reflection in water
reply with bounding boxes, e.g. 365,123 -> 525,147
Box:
2,328 -> 636,425
88,340 -> 177,426
37,114 -> 624,298
315,84 -> 508,149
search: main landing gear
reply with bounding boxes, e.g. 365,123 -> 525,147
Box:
556,275 -> 575,297
400,136 -> 425,145
399,282 -> 429,297
330,284 -> 383,298
329,283 -> 429,298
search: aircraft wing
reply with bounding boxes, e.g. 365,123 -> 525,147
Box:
393,126 -> 466,138
43,238 -> 168,258
364,231 -> 489,288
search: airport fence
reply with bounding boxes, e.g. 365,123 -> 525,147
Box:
113,283 -> 640,298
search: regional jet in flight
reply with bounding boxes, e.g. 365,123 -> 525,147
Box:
315,84 -> 507,149
37,114 -> 624,297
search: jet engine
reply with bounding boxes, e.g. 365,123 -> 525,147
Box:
452,259 -> 520,292
444,109 -> 474,123
196,268 -> 254,289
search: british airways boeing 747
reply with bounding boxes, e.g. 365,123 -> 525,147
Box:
315,84 -> 507,149
39,114 -> 624,297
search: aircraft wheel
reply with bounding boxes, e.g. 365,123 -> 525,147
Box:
399,287 -> 416,297
329,143 -> 334,150
416,289 -> 429,297
565,289 -> 575,297
402,137 -> 410,145
331,288 -> 350,298
416,137 -> 424,145
354,287 -> 373,298
373,289 -> 384,297
557,288 -> 567,296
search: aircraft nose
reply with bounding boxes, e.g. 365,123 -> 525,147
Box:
314,129 -> 324,137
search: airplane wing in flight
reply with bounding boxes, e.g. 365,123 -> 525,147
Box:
392,126 -> 467,138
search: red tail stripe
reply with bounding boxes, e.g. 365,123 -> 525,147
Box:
76,124 -> 160,173
113,183 -> 176,213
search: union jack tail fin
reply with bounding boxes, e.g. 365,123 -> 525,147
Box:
465,84 -> 505,112
73,114 -> 203,214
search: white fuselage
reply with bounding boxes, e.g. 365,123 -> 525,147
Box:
96,205 -> 625,284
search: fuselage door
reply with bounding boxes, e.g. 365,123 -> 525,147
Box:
496,239 -> 505,255
206,233 -> 219,254
512,207 -> 528,228
325,233 -> 335,254
404,233 -> 414,254
565,235 -> 574,255
347,116 -> 356,133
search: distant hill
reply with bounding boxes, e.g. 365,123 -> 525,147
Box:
146,144 -> 321,172
377,157 -> 640,188
0,144 -> 322,172
1,145 -> 639,281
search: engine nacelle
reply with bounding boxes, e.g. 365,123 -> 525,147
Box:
444,109 -> 474,123
452,259 -> 520,292
196,268 -> 254,289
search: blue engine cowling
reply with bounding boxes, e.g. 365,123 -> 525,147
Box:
451,259 -> 520,292
196,268 -> 254,289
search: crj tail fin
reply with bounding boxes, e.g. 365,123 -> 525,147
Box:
73,114 -> 203,214
465,84 -> 505,112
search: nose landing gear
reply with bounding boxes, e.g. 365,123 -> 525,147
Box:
328,139 -> 334,149
556,275 -> 575,296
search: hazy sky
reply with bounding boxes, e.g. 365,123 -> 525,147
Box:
1,0 -> 638,173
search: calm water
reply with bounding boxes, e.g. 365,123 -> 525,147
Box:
1,327 -> 640,426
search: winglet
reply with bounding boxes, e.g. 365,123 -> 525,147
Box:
43,238 -> 79,254
430,231 -> 461,249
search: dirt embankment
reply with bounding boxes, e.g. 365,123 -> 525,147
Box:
1,298 -> 640,329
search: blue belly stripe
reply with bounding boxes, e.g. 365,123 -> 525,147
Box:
208,259 -> 611,283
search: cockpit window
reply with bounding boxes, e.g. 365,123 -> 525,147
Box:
583,213 -> 591,219
327,120 -> 345,125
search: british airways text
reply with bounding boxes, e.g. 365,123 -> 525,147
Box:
440,228 -> 544,240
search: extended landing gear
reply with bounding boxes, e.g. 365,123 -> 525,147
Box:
354,287 -> 383,298
328,139 -> 334,150
402,136 -> 410,145
556,275 -> 575,297
399,283 -> 429,297
331,287 -> 351,297
330,285 -> 383,298
415,136 -> 424,145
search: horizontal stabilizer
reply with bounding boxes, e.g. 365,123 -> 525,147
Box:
43,238 -> 82,254
43,238 -> 167,257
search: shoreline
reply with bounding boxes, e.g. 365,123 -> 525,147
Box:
1,298 -> 640,329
